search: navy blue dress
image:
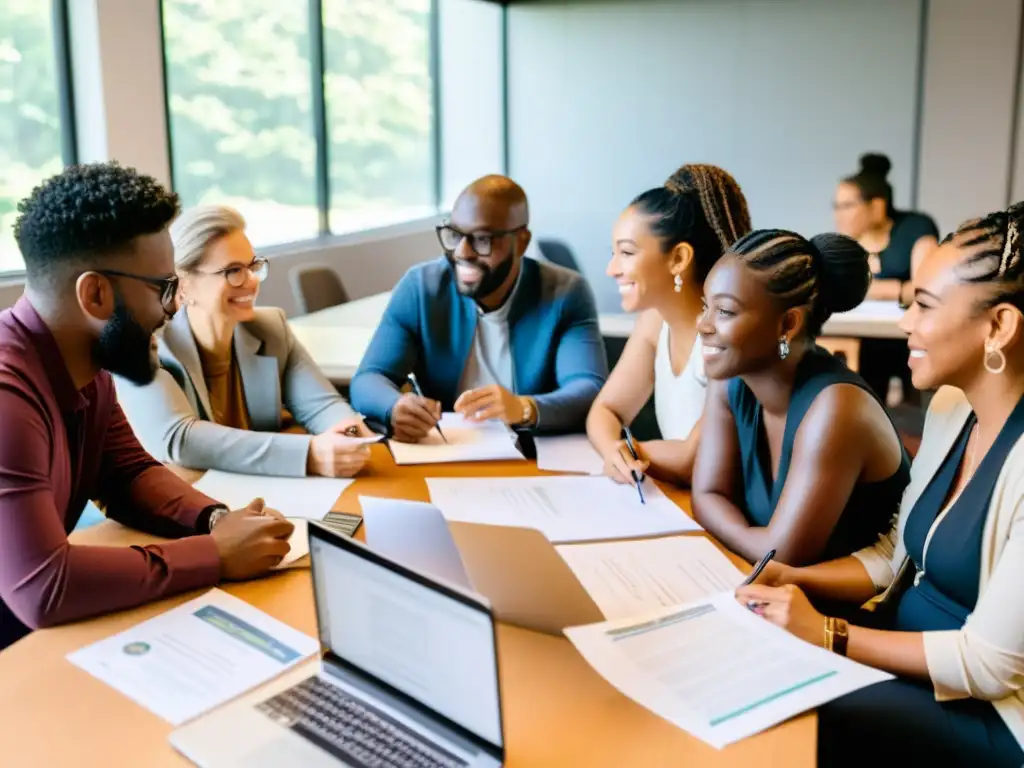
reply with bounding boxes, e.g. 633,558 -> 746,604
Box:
817,397 -> 1024,767
727,346 -> 910,562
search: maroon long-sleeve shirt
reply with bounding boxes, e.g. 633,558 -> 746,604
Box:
0,297 -> 222,649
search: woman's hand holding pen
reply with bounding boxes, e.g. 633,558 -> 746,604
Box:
735,583 -> 826,648
307,432 -> 371,477
602,439 -> 650,486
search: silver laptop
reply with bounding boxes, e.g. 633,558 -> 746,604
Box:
170,521 -> 505,768
360,496 -> 603,636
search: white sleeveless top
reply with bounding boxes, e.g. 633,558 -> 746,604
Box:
653,323 -> 707,440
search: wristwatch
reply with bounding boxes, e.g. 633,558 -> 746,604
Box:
517,396 -> 537,428
204,504 -> 229,533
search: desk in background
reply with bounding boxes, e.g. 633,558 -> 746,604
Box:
289,291 -> 903,388
0,447 -> 815,767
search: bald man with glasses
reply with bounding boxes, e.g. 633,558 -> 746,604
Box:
351,175 -> 608,442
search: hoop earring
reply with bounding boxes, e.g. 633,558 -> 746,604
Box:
778,336 -> 790,360
673,274 -> 683,293
985,343 -> 1007,374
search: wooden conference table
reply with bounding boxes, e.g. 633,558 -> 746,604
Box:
288,292 -> 904,385
0,447 -> 814,767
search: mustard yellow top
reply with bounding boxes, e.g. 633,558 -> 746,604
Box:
197,346 -> 252,431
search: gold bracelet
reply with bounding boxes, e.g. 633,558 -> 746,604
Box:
833,618 -> 849,657
823,617 -> 834,652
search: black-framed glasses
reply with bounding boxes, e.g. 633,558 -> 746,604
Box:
435,224 -> 524,257
95,269 -> 179,311
192,257 -> 269,288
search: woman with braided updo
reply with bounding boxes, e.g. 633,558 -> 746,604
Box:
735,203 -> 1024,767
692,229 -> 910,567
835,153 -> 940,405
587,164 -> 751,486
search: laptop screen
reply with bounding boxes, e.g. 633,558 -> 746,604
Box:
309,529 -> 503,748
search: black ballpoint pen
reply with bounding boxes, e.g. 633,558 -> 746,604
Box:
407,373 -> 448,443
621,426 -> 646,505
741,549 -> 777,586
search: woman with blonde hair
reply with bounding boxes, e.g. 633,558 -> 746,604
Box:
115,204 -> 372,478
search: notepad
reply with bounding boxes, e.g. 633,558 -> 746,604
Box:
193,471 -> 354,521
388,413 -> 525,465
426,475 -> 701,543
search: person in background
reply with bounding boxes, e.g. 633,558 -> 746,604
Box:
692,230 -> 909,567
350,175 -> 608,441
834,153 -> 940,405
738,204 -> 1024,767
586,164 -> 751,486
0,163 -> 293,651
115,205 -> 371,478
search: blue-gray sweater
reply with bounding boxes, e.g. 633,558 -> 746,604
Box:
350,256 -> 608,433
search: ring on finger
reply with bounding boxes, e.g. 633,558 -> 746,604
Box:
746,600 -> 768,616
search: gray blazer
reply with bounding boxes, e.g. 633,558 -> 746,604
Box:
115,306 -> 357,477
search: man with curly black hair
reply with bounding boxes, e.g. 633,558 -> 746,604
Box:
0,162 -> 295,650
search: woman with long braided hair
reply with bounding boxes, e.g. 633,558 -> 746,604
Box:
587,164 -> 751,486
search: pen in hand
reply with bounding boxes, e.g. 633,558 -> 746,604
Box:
740,549 -> 776,616
406,373 -> 448,444
621,426 -> 646,505
741,548 -> 777,587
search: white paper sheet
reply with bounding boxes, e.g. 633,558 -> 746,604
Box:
274,518 -> 310,570
565,593 -> 893,749
425,476 -> 700,543
359,497 -> 472,588
388,413 -> 525,465
535,435 -> 604,475
67,589 -> 319,725
556,537 -> 745,619
193,471 -> 354,520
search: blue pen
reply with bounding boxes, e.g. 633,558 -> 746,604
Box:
621,426 -> 646,505
407,373 -> 447,444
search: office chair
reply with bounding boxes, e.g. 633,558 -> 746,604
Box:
537,239 -> 581,273
289,264 -> 350,315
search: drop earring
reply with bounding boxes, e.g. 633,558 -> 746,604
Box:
984,341 -> 1007,374
778,336 -> 790,360
673,274 -> 683,293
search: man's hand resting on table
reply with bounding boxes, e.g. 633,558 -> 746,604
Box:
454,385 -> 528,426
211,498 -> 295,580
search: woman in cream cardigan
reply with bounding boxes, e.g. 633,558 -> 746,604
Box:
115,205 -> 371,478
737,203 -> 1024,766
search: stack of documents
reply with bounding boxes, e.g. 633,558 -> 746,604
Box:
388,413 -> 525,465
534,434 -> 604,475
425,475 -> 701,543
565,593 -> 893,749
68,589 -> 319,725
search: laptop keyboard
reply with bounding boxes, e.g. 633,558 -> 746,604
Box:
257,675 -> 470,768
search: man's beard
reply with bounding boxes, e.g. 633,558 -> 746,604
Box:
448,253 -> 516,301
95,296 -> 161,385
